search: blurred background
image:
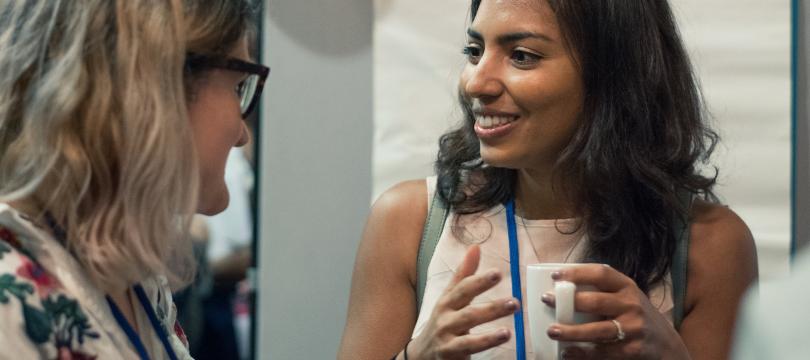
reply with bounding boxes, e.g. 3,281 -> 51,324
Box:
175,0 -> 808,358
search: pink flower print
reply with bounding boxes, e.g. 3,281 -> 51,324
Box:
174,320 -> 189,349
16,256 -> 60,297
0,226 -> 22,249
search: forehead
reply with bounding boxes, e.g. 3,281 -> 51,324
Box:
472,0 -> 560,39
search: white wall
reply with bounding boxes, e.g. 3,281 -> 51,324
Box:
673,0 -> 792,280
372,0 -> 793,281
257,0 -> 373,358
372,0 -> 471,198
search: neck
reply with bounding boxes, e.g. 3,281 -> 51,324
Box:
514,168 -> 577,220
109,288 -> 140,334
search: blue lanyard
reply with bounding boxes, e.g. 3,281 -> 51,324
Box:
505,198 -> 527,360
106,284 -> 178,360
42,214 -> 178,360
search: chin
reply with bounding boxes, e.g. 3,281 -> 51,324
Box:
197,189 -> 230,215
479,144 -> 522,169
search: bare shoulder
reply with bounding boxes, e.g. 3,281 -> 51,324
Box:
685,199 -> 758,310
689,199 -> 756,265
369,179 -> 428,229
339,180 -> 430,358
361,179 -> 429,284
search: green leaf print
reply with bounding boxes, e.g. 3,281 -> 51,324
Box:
1,273 -> 53,343
22,302 -> 52,344
0,241 -> 10,260
43,294 -> 100,347
0,273 -> 34,304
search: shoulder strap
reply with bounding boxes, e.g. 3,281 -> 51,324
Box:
416,190 -> 449,312
671,191 -> 694,331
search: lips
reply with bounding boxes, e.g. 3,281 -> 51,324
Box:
473,113 -> 519,140
475,114 -> 519,129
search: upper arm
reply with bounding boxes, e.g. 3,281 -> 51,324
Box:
338,180 -> 429,360
679,201 -> 758,360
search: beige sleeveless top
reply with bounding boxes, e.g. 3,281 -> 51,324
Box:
412,177 -> 674,359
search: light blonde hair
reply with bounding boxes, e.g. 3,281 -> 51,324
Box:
0,0 -> 255,293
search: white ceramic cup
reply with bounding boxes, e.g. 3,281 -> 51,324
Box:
527,263 -> 602,360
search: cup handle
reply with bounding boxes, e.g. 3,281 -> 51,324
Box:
554,280 -> 576,325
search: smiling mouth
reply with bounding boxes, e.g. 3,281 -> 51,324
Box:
474,114 -> 519,129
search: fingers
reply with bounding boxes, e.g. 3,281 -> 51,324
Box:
441,267 -> 502,310
547,319 -> 632,343
552,264 -> 631,292
541,291 -> 626,317
443,298 -> 520,334
441,245 -> 507,311
448,245 -> 481,288
428,246 -> 517,358
438,328 -> 511,357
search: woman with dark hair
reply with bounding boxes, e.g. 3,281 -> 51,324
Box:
340,0 -> 757,359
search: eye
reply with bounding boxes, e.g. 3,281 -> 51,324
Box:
462,44 -> 483,64
235,80 -> 245,95
510,49 -> 542,67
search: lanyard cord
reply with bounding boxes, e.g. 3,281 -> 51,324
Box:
506,198 -> 527,360
45,213 -> 177,360
106,286 -> 179,360
134,284 -> 179,360
107,294 -> 152,360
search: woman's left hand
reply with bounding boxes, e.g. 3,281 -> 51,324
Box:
542,264 -> 691,360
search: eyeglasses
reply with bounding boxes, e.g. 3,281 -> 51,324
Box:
185,53 -> 270,119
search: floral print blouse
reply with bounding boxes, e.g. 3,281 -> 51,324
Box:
0,204 -> 192,359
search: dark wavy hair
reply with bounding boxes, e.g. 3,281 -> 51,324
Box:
436,0 -> 719,292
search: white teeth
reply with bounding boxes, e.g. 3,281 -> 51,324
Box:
476,115 -> 517,129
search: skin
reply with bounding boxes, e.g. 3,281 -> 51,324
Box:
339,181 -> 518,360
189,37 -> 252,215
339,1 -> 757,359
543,201 -> 758,360
110,38 -> 253,337
464,0 -> 583,219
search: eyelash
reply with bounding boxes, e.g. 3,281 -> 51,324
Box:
462,45 -> 482,63
235,77 -> 250,94
462,44 -> 543,67
510,49 -> 542,67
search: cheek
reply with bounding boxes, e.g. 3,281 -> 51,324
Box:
187,93 -> 243,180
510,76 -> 583,157
188,90 -> 244,148
189,120 -> 233,214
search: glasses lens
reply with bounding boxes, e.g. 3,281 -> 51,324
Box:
239,74 -> 260,116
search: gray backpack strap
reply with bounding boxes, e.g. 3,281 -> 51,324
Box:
671,192 -> 694,331
416,189 -> 449,312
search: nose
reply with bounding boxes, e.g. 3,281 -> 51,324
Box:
235,121 -> 250,147
462,54 -> 505,101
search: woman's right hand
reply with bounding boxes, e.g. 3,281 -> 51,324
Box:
407,245 -> 520,360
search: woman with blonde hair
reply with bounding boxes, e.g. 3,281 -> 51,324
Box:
0,0 -> 267,358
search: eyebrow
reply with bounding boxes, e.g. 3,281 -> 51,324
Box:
467,28 -> 554,44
